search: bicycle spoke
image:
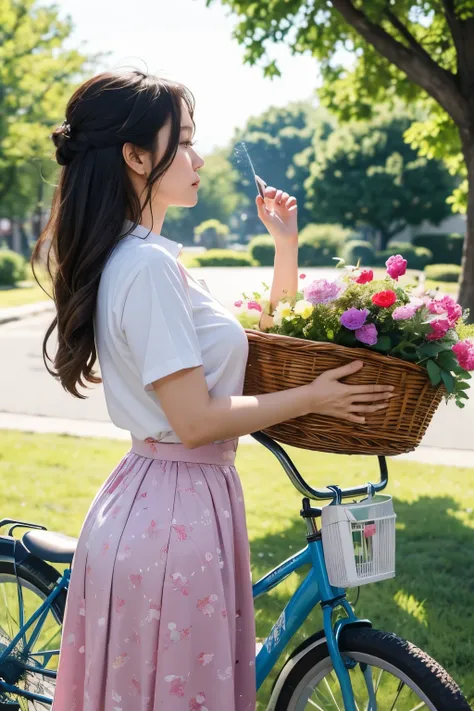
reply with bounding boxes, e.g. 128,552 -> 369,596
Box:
323,675 -> 343,711
388,679 -> 405,711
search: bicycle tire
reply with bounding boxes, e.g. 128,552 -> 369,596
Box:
271,627 -> 471,711
0,556 -> 66,709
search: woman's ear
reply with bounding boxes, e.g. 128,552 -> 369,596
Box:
122,142 -> 150,177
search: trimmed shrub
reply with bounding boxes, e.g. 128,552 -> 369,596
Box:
298,224 -> 348,267
194,219 -> 230,250
412,232 -> 464,265
424,264 -> 461,283
248,235 -> 275,266
382,242 -> 433,270
0,250 -> 27,286
341,240 -> 375,267
192,249 -> 256,267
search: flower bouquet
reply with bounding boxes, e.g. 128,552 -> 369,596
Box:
236,254 -> 474,455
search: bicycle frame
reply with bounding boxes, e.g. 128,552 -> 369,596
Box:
0,565 -> 70,704
253,536 -> 371,711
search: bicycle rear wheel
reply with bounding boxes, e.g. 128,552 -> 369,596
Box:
0,557 -> 66,710
271,627 -> 471,711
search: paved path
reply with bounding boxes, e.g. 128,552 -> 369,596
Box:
0,266 -> 472,467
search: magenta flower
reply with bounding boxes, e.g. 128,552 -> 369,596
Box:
386,254 -> 407,281
355,269 -> 374,285
425,318 -> 451,341
428,295 -> 462,326
299,273 -> 306,280
392,304 -> 420,321
340,307 -> 369,331
452,340 -> 474,371
234,300 -> 243,308
355,323 -> 378,346
247,300 -> 262,312
303,278 -> 343,305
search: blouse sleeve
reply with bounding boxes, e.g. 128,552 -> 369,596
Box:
120,251 -> 203,389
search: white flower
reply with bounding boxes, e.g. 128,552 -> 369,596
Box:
294,299 -> 314,319
273,301 -> 292,326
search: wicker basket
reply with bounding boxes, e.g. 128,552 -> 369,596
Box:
243,329 -> 445,456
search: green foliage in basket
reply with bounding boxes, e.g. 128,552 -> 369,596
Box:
235,253 -> 474,408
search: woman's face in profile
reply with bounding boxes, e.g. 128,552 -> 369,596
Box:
152,100 -> 205,210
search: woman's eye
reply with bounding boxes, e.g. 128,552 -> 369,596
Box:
181,141 -> 197,148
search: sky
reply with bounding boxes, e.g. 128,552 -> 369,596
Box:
54,0 -> 322,155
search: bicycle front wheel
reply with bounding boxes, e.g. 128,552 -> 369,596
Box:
271,627 -> 471,711
0,556 -> 66,709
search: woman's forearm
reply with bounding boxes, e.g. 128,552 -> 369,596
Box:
268,243 -> 299,309
190,385 -> 312,447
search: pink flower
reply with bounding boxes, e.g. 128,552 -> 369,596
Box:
247,300 -> 262,312
299,273 -> 306,279
340,308 -> 369,331
426,318 -> 451,341
452,340 -> 474,371
392,304 -> 420,320
386,254 -> 407,281
355,269 -> 374,284
355,323 -> 378,346
234,300 -> 243,308
303,278 -> 343,305
428,295 -> 462,326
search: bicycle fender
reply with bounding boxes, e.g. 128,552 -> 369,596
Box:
0,535 -> 30,565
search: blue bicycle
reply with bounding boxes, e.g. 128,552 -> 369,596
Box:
0,432 -> 470,710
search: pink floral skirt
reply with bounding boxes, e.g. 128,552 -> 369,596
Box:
52,437 -> 256,711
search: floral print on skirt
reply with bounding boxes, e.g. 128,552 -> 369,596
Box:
52,437 -> 256,711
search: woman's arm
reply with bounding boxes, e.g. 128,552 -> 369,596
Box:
152,363 -> 394,449
255,187 -> 299,330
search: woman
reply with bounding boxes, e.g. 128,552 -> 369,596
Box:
34,70 -> 394,711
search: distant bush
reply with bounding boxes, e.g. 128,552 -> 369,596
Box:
0,250 -> 27,286
298,223 -> 349,267
378,242 -> 433,270
412,232 -> 464,265
192,249 -> 256,267
194,219 -> 230,250
248,235 -> 274,266
341,240 -> 375,267
424,264 -> 461,283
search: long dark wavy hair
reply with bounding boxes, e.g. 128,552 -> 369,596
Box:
32,70 -> 195,398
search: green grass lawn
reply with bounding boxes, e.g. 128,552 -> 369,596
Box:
0,431 -> 473,706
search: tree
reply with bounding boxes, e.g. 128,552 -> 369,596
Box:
0,0 -> 93,233
194,219 -> 230,249
227,102 -> 328,235
208,0 -> 474,319
305,110 -> 456,249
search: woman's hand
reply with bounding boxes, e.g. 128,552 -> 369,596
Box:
305,360 -> 395,424
256,184 -> 298,249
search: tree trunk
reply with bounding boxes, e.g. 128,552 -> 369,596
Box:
458,135 -> 474,324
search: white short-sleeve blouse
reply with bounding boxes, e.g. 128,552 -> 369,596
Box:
94,221 -> 249,442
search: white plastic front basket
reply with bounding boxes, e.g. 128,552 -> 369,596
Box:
321,494 -> 396,588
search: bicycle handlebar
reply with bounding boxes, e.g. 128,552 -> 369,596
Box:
250,430 -> 388,501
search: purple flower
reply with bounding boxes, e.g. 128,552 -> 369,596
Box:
355,323 -> 378,346
303,278 -> 343,305
340,307 -> 369,331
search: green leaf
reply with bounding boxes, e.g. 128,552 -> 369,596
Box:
426,360 -> 442,386
440,370 -> 455,393
437,350 -> 459,371
457,391 -> 469,400
371,335 -> 392,352
456,401 -> 466,409
418,343 -> 444,358
455,382 -> 471,391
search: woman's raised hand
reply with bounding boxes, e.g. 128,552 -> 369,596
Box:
256,183 -> 298,248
